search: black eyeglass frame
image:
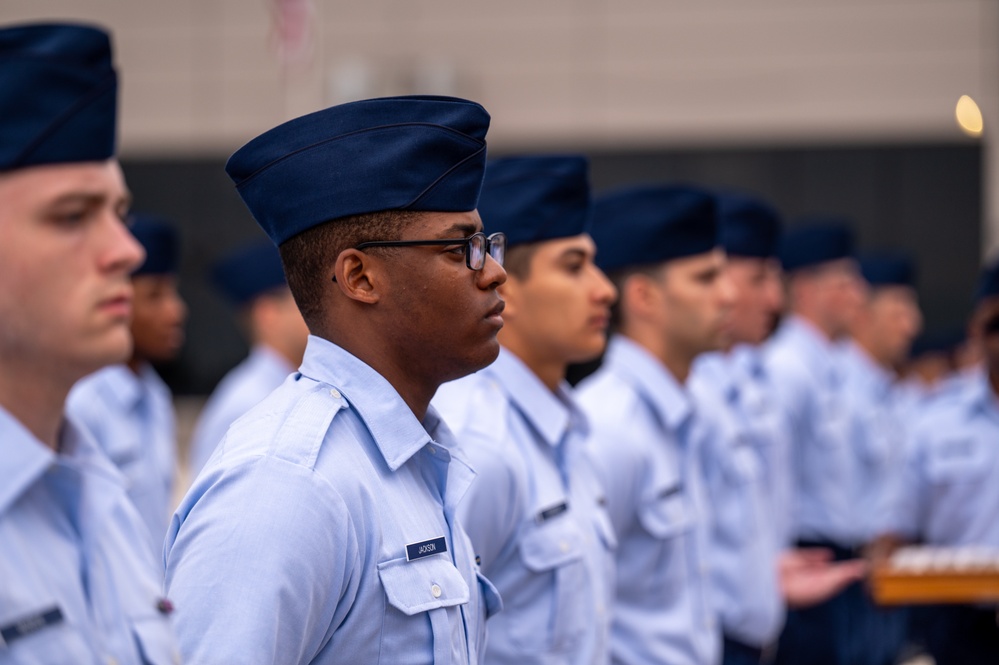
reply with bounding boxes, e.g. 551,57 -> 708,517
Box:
353,231 -> 506,272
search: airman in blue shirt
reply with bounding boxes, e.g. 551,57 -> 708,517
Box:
881,260 -> 999,664
68,215 -> 188,556
577,184 -> 733,665
764,221 -> 872,665
164,95 -> 505,664
0,22 -> 178,663
188,240 -> 309,475
433,156 -> 618,665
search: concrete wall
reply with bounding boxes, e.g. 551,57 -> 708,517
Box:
3,0 -> 994,153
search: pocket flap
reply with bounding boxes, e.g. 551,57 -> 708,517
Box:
476,571 -> 503,619
637,491 -> 692,539
518,516 -> 584,572
378,555 -> 470,616
131,616 -> 180,665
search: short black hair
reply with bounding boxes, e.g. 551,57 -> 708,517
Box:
278,210 -> 421,329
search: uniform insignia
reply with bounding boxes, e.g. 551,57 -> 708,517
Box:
406,536 -> 447,561
658,484 -> 683,499
536,501 -> 569,523
0,606 -> 63,646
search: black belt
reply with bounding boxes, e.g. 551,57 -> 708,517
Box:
795,538 -> 864,561
723,635 -> 764,662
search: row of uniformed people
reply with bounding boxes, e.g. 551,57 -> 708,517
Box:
5,18 -> 999,665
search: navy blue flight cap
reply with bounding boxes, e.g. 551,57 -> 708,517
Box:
225,95 -> 491,246
478,155 -> 591,247
0,22 -> 117,170
717,192 -> 782,258
858,251 -> 916,288
130,214 -> 180,276
591,184 -> 718,273
779,218 -> 855,272
212,241 -> 287,306
974,259 -> 999,304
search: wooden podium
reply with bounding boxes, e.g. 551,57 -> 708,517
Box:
871,546 -> 999,605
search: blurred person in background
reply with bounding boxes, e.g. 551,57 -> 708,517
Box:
878,259 -> 999,665
764,220 -> 870,665
0,21 -> 178,662
433,155 -> 618,665
68,214 -> 188,557
577,184 -> 731,665
838,251 -> 922,665
188,239 -> 308,475
690,193 -> 867,665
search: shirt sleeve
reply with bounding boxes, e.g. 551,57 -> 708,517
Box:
164,456 -> 360,664
456,430 -> 526,572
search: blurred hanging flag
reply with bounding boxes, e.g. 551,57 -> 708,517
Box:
270,0 -> 315,66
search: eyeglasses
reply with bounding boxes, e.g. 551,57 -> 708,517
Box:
355,231 -> 506,271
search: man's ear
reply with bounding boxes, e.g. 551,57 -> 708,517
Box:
334,248 -> 381,304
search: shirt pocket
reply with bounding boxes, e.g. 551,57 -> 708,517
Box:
378,555 -> 471,665
513,515 -> 587,653
0,604 -> 91,663
926,438 -> 988,485
130,615 -> 180,665
637,488 -> 693,540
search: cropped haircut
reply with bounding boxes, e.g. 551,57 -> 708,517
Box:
606,263 -> 665,333
278,209 -> 421,329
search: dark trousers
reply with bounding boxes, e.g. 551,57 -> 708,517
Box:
723,636 -> 764,665
919,605 -> 999,665
774,541 -> 906,665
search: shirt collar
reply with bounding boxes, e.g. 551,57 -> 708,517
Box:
0,407 -> 121,515
251,344 -> 297,374
841,339 -> 893,398
778,315 -> 840,381
486,347 -> 588,448
604,335 -> 693,432
297,335 -> 437,472
84,363 -> 145,410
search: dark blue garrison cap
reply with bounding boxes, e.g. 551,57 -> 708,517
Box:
974,259 -> 999,304
591,184 -> 718,273
858,251 -> 916,288
130,214 -> 180,276
225,95 -> 491,246
478,155 -> 591,247
212,241 -> 287,306
779,218 -> 855,272
0,22 -> 117,170
717,192 -> 782,258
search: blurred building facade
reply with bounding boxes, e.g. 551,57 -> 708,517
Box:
4,0 -> 996,392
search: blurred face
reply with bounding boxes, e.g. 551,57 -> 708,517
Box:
500,234 -> 617,367
798,258 -> 866,338
379,210 -> 507,384
860,286 -> 922,367
130,273 -> 187,363
723,255 -> 785,346
0,160 -> 144,382
653,248 -> 736,359
255,287 -> 310,364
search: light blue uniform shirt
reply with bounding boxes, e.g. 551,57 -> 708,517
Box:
689,351 -> 784,648
765,316 -> 855,545
886,368 -> 999,546
67,363 -> 177,556
577,336 -> 719,665
838,341 -> 907,542
164,335 -> 500,664
712,345 -> 795,546
188,345 -> 294,475
0,405 -> 178,664
433,348 -> 616,665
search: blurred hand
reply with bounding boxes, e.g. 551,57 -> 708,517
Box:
779,548 -> 868,608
